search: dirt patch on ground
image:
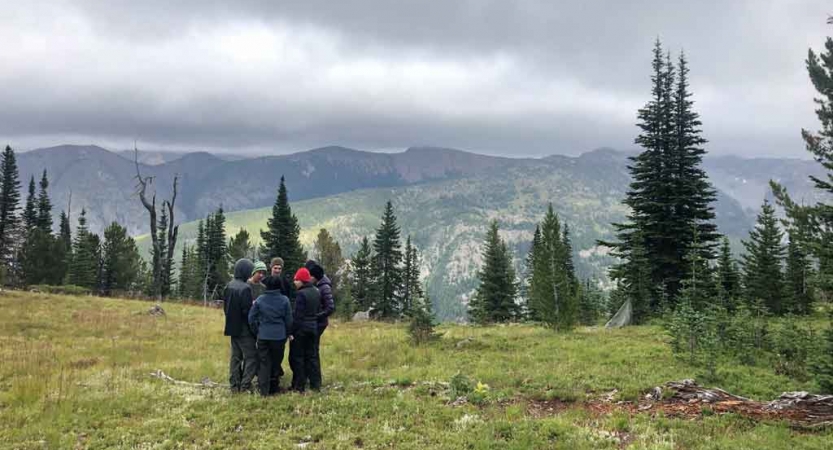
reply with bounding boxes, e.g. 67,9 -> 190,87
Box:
527,380 -> 833,430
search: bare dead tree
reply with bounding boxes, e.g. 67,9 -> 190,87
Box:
134,144 -> 179,301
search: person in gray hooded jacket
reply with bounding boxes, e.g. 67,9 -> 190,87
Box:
224,258 -> 258,393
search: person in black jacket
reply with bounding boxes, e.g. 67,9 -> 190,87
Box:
289,267 -> 321,392
249,276 -> 293,396
224,258 -> 258,393
305,260 -> 335,385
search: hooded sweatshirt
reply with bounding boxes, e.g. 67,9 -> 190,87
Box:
224,258 -> 255,337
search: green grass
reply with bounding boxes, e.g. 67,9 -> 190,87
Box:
1,292 -> 830,449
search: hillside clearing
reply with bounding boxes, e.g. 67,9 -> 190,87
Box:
1,292 -> 830,449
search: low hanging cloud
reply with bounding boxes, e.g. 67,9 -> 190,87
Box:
0,1 -> 829,157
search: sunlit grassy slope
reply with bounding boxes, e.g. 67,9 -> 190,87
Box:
2,292 -> 829,449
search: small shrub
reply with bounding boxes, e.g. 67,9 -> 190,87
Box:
449,372 -> 473,399
408,297 -> 440,345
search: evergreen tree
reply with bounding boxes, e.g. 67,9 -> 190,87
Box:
742,200 -> 786,314
371,201 -> 404,319
18,228 -> 56,286
716,236 -> 741,310
578,279 -> 603,326
401,235 -> 423,317
527,205 -> 578,329
0,145 -> 21,269
260,176 -> 306,274
785,232 -> 814,315
469,220 -> 519,324
408,296 -> 440,345
23,176 -> 37,230
602,41 -> 717,316
351,236 -> 373,311
67,209 -> 100,290
101,222 -> 140,295
55,210 -> 72,283
228,228 -> 255,262
59,211 -> 71,249
206,207 -> 229,295
36,170 -> 52,232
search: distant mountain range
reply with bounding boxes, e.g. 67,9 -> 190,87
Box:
16,144 -> 824,238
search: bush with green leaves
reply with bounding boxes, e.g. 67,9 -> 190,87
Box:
772,315 -> 817,381
408,297 -> 440,345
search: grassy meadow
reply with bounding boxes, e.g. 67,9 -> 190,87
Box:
1,291 -> 831,449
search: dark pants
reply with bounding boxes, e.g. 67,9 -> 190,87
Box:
229,335 -> 258,392
290,331 -> 320,391
315,325 -> 326,385
256,339 -> 286,396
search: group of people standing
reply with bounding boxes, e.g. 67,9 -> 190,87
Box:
222,257 -> 334,396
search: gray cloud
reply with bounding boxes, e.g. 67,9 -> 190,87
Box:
0,1 -> 830,157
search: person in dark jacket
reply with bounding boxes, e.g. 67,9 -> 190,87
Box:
224,258 -> 258,393
248,275 -> 293,396
305,260 -> 335,385
289,267 -> 321,392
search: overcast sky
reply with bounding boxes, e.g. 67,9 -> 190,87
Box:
1,1 -> 830,158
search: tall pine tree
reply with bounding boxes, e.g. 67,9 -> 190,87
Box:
371,201 -> 404,319
742,200 -> 785,314
351,236 -> 373,312
527,205 -> 578,329
469,220 -> 518,324
23,176 -> 37,230
602,41 -> 717,316
0,145 -> 21,272
101,222 -> 141,295
401,235 -> 423,317
67,209 -> 100,290
716,236 -> 741,310
260,176 -> 305,274
36,170 -> 52,232
785,232 -> 814,315
156,207 -> 172,297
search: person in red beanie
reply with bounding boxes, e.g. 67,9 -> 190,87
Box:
288,267 -> 321,392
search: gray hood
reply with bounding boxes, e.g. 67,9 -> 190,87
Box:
233,258 -> 254,281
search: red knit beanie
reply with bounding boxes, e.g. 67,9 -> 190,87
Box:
294,267 -> 312,283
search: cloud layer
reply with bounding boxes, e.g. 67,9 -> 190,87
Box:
1,1 -> 830,157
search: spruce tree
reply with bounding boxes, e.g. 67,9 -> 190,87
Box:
260,176 -> 305,274
785,232 -> 814,315
372,201 -> 404,319
207,207 -> 229,295
59,211 -> 71,249
18,228 -> 55,286
101,222 -> 140,295
36,170 -> 52,232
578,279 -> 602,326
716,236 -> 741,310
0,145 -> 21,268
469,220 -> 518,324
68,209 -> 100,290
156,207 -> 171,297
742,200 -> 786,314
351,236 -> 373,311
228,228 -> 254,262
401,235 -> 423,317
602,41 -> 717,315
528,205 -> 578,329
23,176 -> 37,230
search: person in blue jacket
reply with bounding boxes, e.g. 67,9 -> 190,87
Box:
248,275 -> 293,396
